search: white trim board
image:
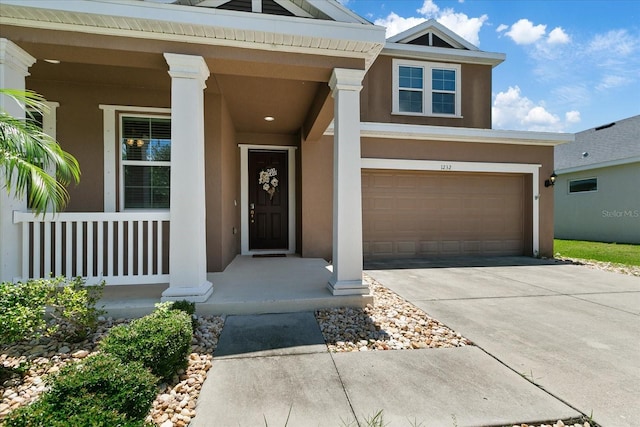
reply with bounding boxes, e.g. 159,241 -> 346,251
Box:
239,144 -> 297,255
361,157 -> 542,256
325,122 -> 574,146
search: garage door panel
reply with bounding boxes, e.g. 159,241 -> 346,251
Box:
363,170 -> 526,259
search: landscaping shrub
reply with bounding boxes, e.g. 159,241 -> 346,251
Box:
4,398 -> 149,427
0,279 -> 50,345
48,277 -> 105,341
171,299 -> 198,329
0,277 -> 104,345
100,305 -> 193,380
4,353 -> 157,426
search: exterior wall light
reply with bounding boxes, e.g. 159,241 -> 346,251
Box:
545,172 -> 557,187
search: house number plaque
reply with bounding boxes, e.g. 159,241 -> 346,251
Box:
441,164 -> 452,170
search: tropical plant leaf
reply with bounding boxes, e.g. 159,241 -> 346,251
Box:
0,89 -> 80,215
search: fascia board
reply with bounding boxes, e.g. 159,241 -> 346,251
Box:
326,122 -> 574,146
0,0 -> 386,47
388,20 -> 478,51
556,156 -> 640,174
382,42 -> 505,67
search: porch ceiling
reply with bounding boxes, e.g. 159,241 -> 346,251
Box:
16,31 -> 333,136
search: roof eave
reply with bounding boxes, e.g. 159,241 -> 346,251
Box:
556,156 -> 640,174
0,0 -> 386,67
382,42 -> 505,67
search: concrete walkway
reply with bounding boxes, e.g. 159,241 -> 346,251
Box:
192,312 -> 578,426
367,257 -> 640,427
191,257 -> 639,426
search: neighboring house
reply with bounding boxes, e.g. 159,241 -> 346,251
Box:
0,0 -> 572,303
554,115 -> 640,244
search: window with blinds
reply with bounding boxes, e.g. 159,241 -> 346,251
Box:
121,116 -> 171,209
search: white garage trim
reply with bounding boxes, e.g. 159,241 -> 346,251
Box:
361,158 -> 542,256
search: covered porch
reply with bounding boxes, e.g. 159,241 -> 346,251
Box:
0,1 -> 387,308
99,255 -> 373,318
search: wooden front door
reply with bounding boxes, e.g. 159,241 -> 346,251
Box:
248,150 -> 288,250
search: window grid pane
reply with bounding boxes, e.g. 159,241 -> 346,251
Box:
122,117 -> 171,161
432,69 -> 456,91
432,92 -> 455,115
123,165 -> 171,209
399,66 -> 423,89
399,90 -> 423,113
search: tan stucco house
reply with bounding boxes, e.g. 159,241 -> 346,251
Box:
0,0 -> 572,303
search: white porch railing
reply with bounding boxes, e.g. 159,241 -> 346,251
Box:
13,211 -> 170,285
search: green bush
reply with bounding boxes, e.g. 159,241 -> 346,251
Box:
0,277 -> 104,345
0,279 -> 50,344
100,306 -> 193,380
171,299 -> 198,329
48,277 -> 105,341
4,398 -> 149,427
4,353 -> 157,426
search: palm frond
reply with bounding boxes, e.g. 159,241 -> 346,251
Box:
0,89 -> 80,215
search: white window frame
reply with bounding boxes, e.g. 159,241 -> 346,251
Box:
119,113 -> 171,211
392,58 -> 462,118
568,177 -> 598,194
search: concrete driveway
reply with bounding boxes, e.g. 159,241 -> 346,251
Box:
366,257 -> 640,427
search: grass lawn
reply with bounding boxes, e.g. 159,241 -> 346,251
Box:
554,239 -> 640,267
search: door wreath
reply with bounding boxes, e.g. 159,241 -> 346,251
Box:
258,167 -> 279,200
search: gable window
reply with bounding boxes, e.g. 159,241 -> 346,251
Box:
393,59 -> 461,117
120,115 -> 171,209
569,177 -> 597,193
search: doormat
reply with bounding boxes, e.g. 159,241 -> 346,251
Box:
252,254 -> 287,258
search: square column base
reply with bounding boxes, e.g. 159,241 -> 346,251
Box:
327,278 -> 370,296
161,281 -> 214,303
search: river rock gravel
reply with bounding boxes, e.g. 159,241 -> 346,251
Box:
316,274 -> 471,352
0,315 -> 224,426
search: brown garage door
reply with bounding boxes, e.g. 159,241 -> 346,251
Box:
362,170 -> 528,259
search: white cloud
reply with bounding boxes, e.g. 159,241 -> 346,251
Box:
438,12 -> 487,46
588,29 -> 636,56
418,0 -> 439,16
565,111 -> 581,124
524,106 -> 559,127
492,86 -> 575,132
596,75 -> 632,91
496,24 -> 508,33
505,19 -> 546,45
374,13 -> 426,38
375,0 -> 487,46
548,27 -> 570,44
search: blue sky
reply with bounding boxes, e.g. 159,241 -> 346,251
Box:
342,0 -> 640,133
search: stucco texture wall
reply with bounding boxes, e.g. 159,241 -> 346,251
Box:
360,56 -> 493,129
554,163 -> 640,244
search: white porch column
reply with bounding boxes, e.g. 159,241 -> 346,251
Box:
327,68 -> 368,296
161,53 -> 213,302
0,39 -> 36,282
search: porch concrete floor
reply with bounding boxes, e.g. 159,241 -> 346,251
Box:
99,255 -> 372,318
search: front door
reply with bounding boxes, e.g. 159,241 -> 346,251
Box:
248,150 -> 288,250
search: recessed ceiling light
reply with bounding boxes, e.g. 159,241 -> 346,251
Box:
44,59 -> 61,64
264,116 -> 275,122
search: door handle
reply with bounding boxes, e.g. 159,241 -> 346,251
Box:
250,203 -> 255,223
